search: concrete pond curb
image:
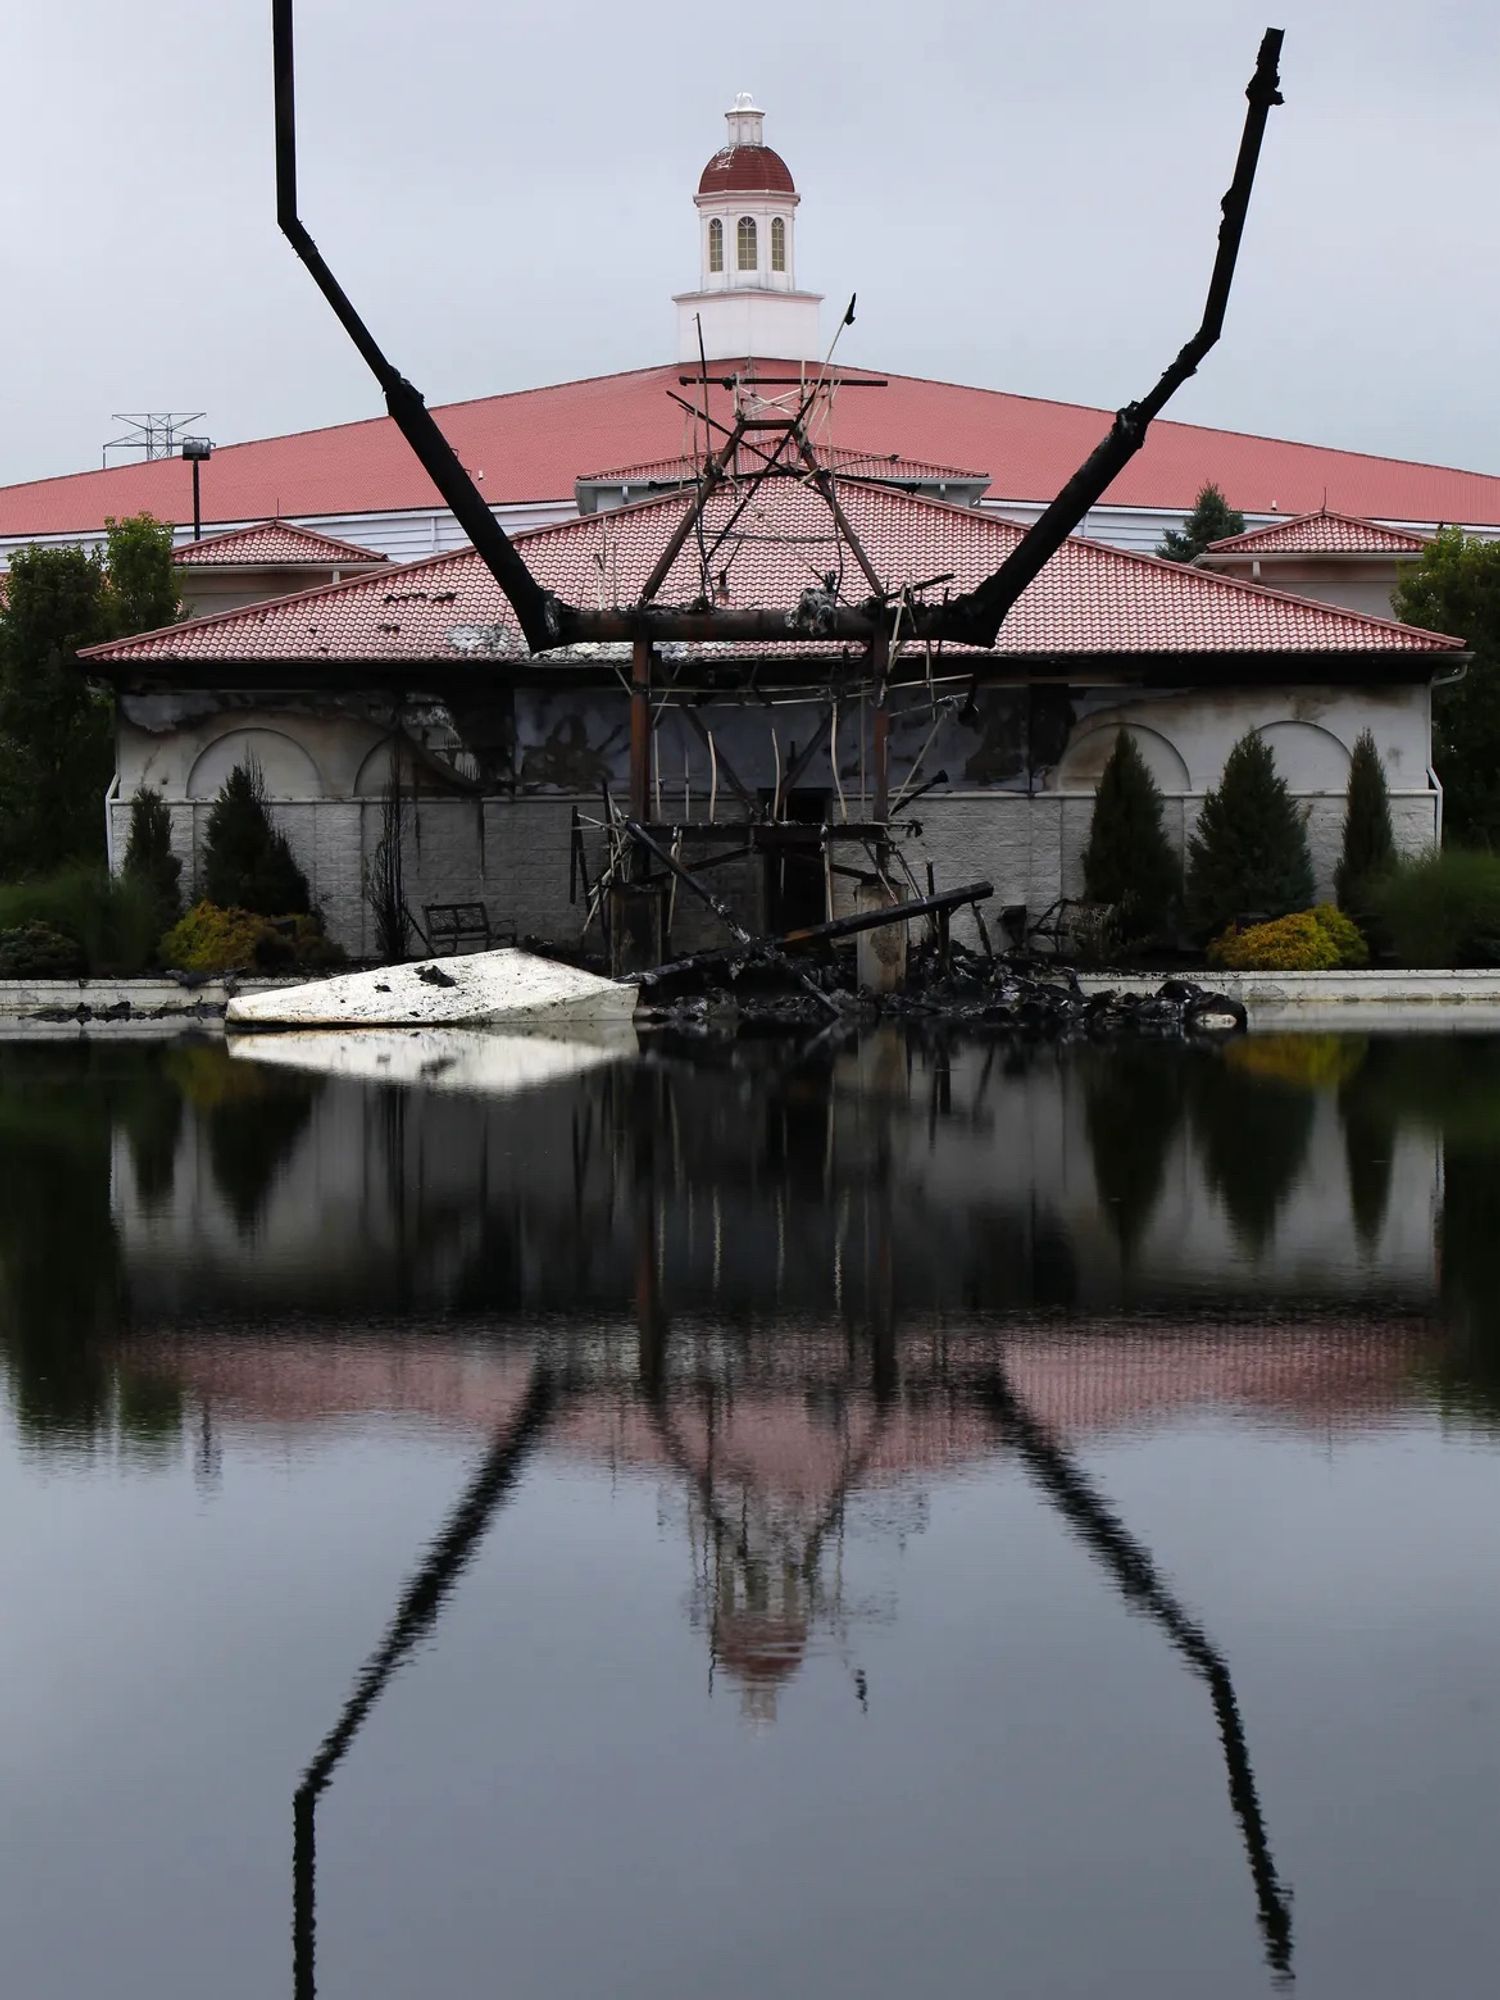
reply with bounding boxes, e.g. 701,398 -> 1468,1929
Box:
7,965 -> 1500,1034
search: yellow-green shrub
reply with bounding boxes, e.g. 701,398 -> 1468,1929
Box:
160,901 -> 347,975
1208,903 -> 1369,972
159,902 -> 277,974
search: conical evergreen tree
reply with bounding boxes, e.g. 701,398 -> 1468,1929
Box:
1335,728 -> 1396,926
202,761 -> 311,916
1157,482 -> 1245,563
1080,730 -> 1181,942
1186,730 -> 1313,940
122,785 -> 183,934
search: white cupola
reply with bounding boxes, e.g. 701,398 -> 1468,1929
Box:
674,95 -> 823,363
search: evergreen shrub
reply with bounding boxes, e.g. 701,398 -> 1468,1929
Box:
0,922 -> 86,978
1080,731 -> 1180,943
122,785 -> 183,936
1186,731 -> 1314,940
202,761 -> 311,917
1335,730 -> 1396,927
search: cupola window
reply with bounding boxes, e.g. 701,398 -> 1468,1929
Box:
708,218 -> 723,272
737,216 -> 758,270
771,217 -> 786,272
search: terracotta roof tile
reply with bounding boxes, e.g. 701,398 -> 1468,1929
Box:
1206,509 -> 1433,555
697,145 -> 796,196
585,446 -> 988,486
10,361 -> 1500,538
83,481 -> 1463,671
172,519 -> 387,567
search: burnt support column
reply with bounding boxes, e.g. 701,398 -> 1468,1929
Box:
870,630 -> 890,825
629,633 -> 653,829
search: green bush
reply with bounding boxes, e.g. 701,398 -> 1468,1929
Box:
1186,731 -> 1314,940
1370,849 -> 1500,967
1335,730 -> 1396,929
160,901 -> 345,975
202,761 -> 311,917
0,866 -> 160,975
0,922 -> 86,978
1080,731 -> 1180,943
1209,903 -> 1369,972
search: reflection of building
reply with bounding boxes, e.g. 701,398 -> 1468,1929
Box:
113,1035 -> 1445,1325
84,1028 -> 1451,1725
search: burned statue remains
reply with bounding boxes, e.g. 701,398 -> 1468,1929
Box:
250,4 -> 1288,1009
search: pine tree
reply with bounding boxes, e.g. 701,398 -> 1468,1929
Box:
1335,729 -> 1396,926
1186,730 -> 1314,939
1080,730 -> 1180,942
1157,481 -> 1245,564
202,761 -> 311,916
122,784 -> 183,933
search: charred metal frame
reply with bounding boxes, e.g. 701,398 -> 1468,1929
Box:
271,2 -> 1284,656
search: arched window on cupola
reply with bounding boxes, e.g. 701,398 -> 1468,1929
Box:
737,216 -> 757,270
708,218 -> 723,273
771,217 -> 786,272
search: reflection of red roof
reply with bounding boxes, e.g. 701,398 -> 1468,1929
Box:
172,519 -> 387,567
698,145 -> 796,196
9,363 -> 1500,534
84,478 -> 1464,669
1205,509 -> 1432,556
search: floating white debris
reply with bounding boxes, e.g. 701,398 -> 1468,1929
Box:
229,1025 -> 634,1096
225,948 -> 637,1033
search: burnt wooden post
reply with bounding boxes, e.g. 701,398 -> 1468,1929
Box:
870,629 -> 891,825
629,633 -> 653,832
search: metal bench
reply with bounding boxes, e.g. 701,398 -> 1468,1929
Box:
422,902 -> 511,955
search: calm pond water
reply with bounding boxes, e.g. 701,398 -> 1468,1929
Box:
1,1023 -> 1498,1998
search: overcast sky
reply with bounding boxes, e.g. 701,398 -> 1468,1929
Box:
4,1 -> 1496,488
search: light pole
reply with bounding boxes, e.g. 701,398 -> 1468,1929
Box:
181,436 -> 213,539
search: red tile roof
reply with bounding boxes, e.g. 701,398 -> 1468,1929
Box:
585,446 -> 989,486
9,361 -> 1500,539
83,479 -> 1462,670
1205,508 -> 1433,555
172,519 -> 387,567
698,145 -> 796,196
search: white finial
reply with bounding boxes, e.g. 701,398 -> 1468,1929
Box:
733,91 -> 760,111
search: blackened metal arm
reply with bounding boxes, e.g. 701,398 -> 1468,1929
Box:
292,1365 -> 561,1997
946,28 -> 1284,647
979,1366 -> 1293,1978
272,0 -> 561,653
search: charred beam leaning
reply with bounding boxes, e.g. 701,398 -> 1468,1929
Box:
622,820 -> 842,1016
625,876 -> 995,987
943,27 -> 1285,651
271,0 -> 559,653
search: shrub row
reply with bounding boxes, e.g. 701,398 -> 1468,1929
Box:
0,760 -> 341,979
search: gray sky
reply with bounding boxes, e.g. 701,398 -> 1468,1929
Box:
4,1 -> 1495,487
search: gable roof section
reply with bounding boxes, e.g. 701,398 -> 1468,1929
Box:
584,445 -> 990,486
11,359 -> 1500,538
172,519 -> 388,567
1205,509 -> 1433,556
83,479 -> 1463,671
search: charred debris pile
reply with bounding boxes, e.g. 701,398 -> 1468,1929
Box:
620,837 -> 1245,1040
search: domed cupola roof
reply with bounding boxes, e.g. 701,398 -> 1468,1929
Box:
697,94 -> 797,199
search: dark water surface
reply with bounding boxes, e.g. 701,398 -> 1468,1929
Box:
2,1025 -> 1498,1999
